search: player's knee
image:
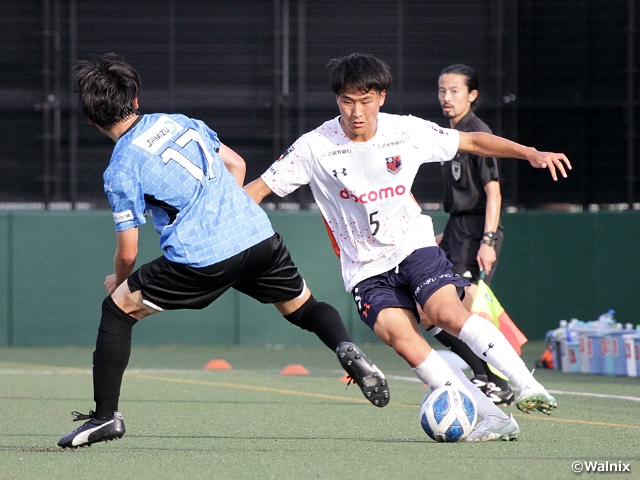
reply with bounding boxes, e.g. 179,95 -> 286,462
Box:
429,303 -> 468,334
373,317 -> 415,352
418,307 -> 433,327
283,295 -> 316,326
284,295 -> 341,330
386,334 -> 427,363
100,296 -> 137,338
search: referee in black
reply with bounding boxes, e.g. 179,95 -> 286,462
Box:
421,64 -> 513,406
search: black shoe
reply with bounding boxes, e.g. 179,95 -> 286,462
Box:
485,382 -> 515,406
471,374 -> 489,393
58,411 -> 125,448
336,342 -> 389,407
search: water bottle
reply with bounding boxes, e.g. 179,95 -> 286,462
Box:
553,320 -> 568,371
566,318 -> 580,342
596,309 -> 615,332
555,319 -> 578,373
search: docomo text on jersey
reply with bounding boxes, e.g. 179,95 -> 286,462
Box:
339,185 -> 407,204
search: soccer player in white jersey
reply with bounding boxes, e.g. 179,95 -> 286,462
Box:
57,53 -> 389,449
245,53 -> 571,442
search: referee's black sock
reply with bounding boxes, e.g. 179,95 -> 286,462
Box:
93,296 -> 137,421
284,295 -> 351,351
485,368 -> 511,391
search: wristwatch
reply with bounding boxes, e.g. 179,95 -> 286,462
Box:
482,231 -> 497,247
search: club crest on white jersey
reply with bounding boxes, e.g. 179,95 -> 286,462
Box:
386,155 -> 402,174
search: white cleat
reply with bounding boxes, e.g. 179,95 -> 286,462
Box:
465,413 -> 520,442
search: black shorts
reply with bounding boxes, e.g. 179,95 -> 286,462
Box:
440,213 -> 503,285
352,246 -> 469,329
127,233 -> 304,311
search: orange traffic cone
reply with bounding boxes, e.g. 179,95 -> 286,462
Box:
280,364 -> 310,375
204,359 -> 232,370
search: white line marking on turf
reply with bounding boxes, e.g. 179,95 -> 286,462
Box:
0,369 -> 91,375
2,367 -> 640,403
0,368 -> 204,375
546,389 -> 640,402
387,374 -> 640,402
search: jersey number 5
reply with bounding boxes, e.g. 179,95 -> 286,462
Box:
369,211 -> 380,236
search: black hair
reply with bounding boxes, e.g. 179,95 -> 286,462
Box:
73,53 -> 140,130
439,64 -> 480,109
328,53 -> 392,95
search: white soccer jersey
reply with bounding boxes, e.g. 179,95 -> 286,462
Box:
262,112 -> 460,291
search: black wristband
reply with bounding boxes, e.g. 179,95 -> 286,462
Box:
483,231 -> 497,240
481,237 -> 496,247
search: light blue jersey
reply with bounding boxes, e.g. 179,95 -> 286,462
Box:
104,113 -> 274,267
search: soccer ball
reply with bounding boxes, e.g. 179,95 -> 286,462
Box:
419,386 -> 477,442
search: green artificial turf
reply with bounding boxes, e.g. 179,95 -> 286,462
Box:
1,342 -> 638,479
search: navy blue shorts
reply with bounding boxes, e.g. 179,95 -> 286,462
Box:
351,246 -> 470,329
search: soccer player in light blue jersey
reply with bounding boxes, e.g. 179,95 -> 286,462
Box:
58,53 -> 389,449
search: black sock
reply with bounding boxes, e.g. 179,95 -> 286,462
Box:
284,295 -> 351,351
93,296 -> 137,420
485,369 -> 510,390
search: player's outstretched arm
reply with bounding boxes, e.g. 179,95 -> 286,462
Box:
458,131 -> 572,181
244,177 -> 275,205
218,143 -> 246,186
524,149 -> 572,181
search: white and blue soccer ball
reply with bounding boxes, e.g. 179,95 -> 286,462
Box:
419,386 -> 477,442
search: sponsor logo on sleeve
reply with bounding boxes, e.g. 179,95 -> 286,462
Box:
278,145 -> 295,161
429,123 -> 450,135
113,210 -> 134,223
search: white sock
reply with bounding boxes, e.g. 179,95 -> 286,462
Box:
458,314 -> 543,392
411,349 -> 467,392
414,350 -> 507,421
449,364 -> 509,421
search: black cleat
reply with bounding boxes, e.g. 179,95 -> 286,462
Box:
58,410 -> 125,448
470,374 -> 489,393
485,382 -> 515,406
336,342 -> 389,407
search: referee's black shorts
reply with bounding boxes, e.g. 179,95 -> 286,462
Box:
127,233 -> 304,311
440,213 -> 503,285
